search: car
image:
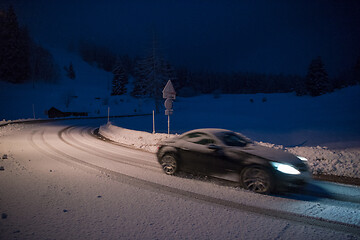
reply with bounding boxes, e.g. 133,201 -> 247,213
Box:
156,128 -> 311,194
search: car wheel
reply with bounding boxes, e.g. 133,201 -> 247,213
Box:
241,166 -> 274,194
160,154 -> 178,175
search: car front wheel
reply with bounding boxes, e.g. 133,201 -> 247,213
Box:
160,154 -> 178,175
241,166 -> 274,194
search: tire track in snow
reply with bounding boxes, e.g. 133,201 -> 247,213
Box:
81,126 -> 155,164
29,126 -> 360,237
28,130 -> 103,176
59,126 -> 160,171
68,126 -> 158,166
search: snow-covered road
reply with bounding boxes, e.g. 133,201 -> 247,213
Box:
1,120 -> 360,239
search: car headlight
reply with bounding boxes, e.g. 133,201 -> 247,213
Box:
297,156 -> 308,162
270,162 -> 301,175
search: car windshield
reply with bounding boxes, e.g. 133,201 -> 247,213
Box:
216,131 -> 252,147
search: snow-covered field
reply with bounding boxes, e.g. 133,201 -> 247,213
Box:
1,120 -> 360,239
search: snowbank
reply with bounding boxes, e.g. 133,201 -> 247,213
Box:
258,142 -> 360,178
0,118 -> 36,126
0,123 -> 25,137
100,123 -> 360,179
99,122 -> 173,153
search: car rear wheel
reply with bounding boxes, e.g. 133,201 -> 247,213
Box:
241,166 -> 274,194
160,154 -> 178,175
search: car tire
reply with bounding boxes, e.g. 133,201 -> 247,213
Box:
160,154 -> 178,175
240,166 -> 274,194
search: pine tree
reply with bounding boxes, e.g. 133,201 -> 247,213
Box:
131,35 -> 176,112
30,41 -> 60,84
305,57 -> 330,96
111,63 -> 128,95
64,62 -> 76,79
0,6 -> 31,83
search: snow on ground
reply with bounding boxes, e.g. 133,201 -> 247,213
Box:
0,123 -> 25,137
100,123 -> 360,179
1,121 -> 360,240
99,122 -> 172,153
286,146 -> 360,178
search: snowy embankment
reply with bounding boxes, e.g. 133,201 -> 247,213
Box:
0,123 -> 25,137
99,122 -> 172,153
100,123 -> 360,179
258,141 -> 360,178
0,119 -> 37,126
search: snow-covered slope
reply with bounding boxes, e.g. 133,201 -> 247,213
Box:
0,48 -> 142,121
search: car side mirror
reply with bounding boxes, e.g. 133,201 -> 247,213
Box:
208,144 -> 222,151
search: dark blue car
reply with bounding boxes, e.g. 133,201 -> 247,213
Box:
157,128 -> 311,194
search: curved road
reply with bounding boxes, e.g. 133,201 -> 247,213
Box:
1,119 -> 360,239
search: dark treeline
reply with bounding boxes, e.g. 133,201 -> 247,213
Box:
77,40 -> 117,73
0,6 -> 59,85
76,40 -> 305,96
0,6 -> 360,97
76,39 -> 360,98
3,6 -> 358,98
175,69 -> 304,96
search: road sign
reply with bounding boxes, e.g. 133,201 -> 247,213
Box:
163,80 -> 176,134
165,109 -> 173,115
164,98 -> 173,110
163,80 -> 176,99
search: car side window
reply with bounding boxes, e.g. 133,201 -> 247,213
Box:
222,133 -> 247,147
182,132 -> 215,145
195,138 -> 214,145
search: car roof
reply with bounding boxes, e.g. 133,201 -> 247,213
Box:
182,128 -> 234,136
181,128 -> 252,141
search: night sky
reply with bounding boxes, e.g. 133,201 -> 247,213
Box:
3,0 -> 360,76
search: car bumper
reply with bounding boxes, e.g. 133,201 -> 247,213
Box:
274,171 -> 312,191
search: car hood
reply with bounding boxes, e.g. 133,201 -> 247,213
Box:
238,144 -> 301,165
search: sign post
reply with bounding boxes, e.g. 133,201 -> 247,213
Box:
32,104 -> 36,119
162,80 -> 176,135
152,110 -> 155,134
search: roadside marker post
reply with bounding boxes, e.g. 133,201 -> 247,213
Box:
153,110 -> 155,134
32,104 -> 36,119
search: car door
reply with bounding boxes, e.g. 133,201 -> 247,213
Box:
209,146 -> 244,174
209,132 -> 251,174
177,132 -> 221,174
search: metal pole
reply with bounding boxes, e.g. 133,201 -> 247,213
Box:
32,104 -> 35,119
168,114 -> 170,135
152,110 -> 155,134
107,107 -> 110,123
